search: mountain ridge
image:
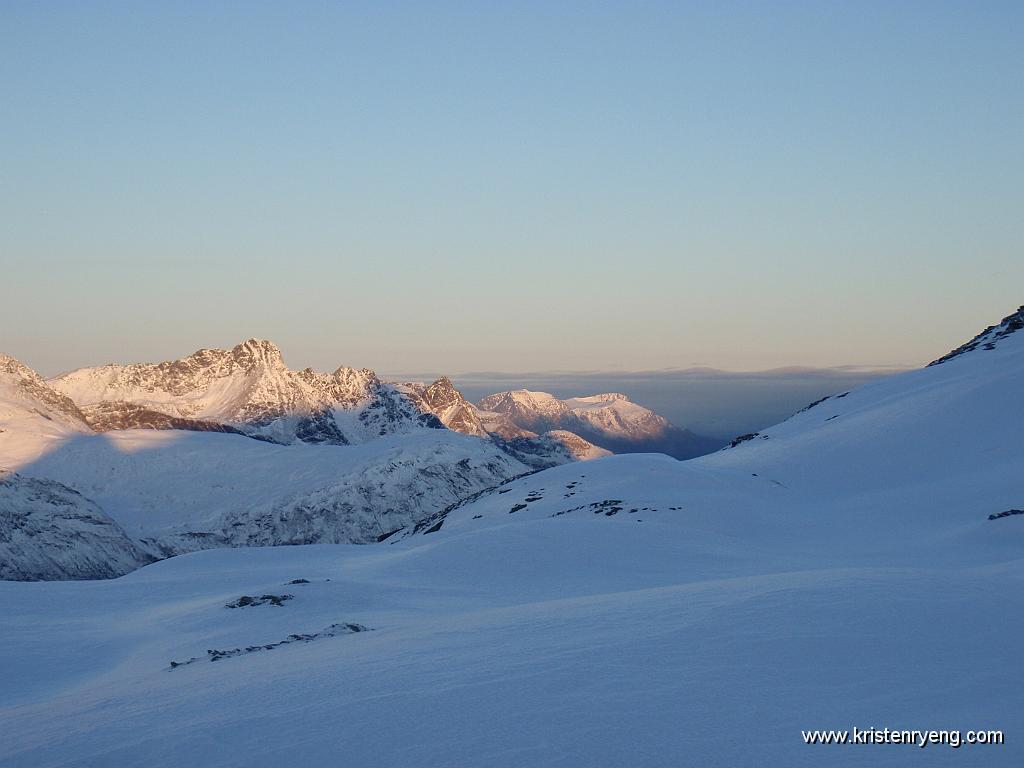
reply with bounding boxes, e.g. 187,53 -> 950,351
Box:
46,341 -> 625,464
476,387 -> 723,459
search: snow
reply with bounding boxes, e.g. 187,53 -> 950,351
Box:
0,472 -> 150,580
563,392 -> 633,410
0,428 -> 528,548
1,311 -> 1023,765
477,389 -> 570,419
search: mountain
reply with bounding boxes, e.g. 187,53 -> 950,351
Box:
48,342 -> 601,468
398,376 -> 490,437
476,389 -> 572,431
2,306 -> 1021,767
49,339 -> 444,446
0,471 -> 152,580
476,388 -> 723,458
0,353 -> 91,435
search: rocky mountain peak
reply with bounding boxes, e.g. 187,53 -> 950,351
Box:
229,338 -> 285,369
1,354 -> 37,380
423,377 -> 460,404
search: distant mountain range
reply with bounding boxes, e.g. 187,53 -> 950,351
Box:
475,389 -> 723,458
45,340 -> 720,459
0,340 -> 719,578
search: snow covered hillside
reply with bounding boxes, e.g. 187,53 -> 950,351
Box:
0,422 -> 529,564
0,306 -> 1021,766
0,354 -> 91,443
0,471 -> 152,581
477,388 -> 723,458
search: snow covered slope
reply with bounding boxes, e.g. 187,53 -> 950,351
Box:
477,388 -> 723,458
1,428 -> 528,557
493,428 -> 612,468
0,354 -> 91,448
0,471 -> 152,581
701,303 -> 1024,504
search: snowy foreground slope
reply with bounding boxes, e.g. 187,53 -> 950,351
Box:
1,307 -> 1023,767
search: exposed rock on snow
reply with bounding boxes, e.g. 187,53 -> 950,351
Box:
988,509 -> 1023,521
928,305 -> 1024,366
225,594 -> 293,608
169,622 -> 370,669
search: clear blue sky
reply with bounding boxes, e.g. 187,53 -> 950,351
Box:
2,1 -> 1021,376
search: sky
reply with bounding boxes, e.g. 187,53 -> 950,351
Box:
1,1 -> 1021,377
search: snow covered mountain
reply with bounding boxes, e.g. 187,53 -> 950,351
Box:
47,342 -> 604,467
0,353 -> 91,436
395,378 -> 610,463
476,388 -> 723,458
2,306 -> 1021,767
50,339 -> 445,445
398,376 -> 490,437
